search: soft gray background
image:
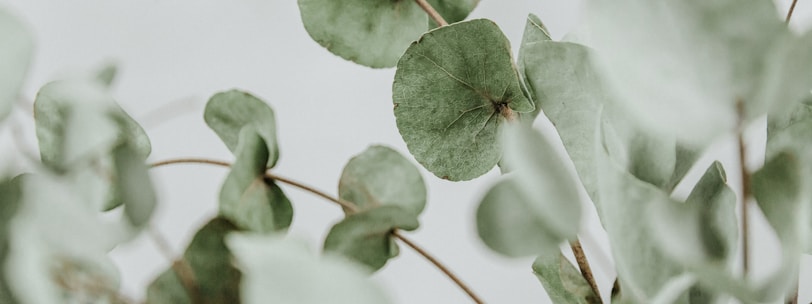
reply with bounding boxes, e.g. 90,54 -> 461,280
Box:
0,0 -> 810,303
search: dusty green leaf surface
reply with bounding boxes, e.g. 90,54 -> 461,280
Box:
147,218 -> 242,304
323,205 -> 419,271
393,19 -> 533,181
515,14 -> 552,125
112,142 -> 157,228
0,177 -> 23,304
584,0 -> 788,145
219,128 -> 292,233
228,234 -> 392,304
204,90 -> 280,168
297,0 -> 426,68
532,253 -> 599,304
427,0 -> 479,27
339,145 -> 426,215
0,7 -> 34,122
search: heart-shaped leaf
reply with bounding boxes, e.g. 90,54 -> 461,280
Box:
532,252 -> 600,304
393,19 -> 533,181
339,145 -> 426,215
204,90 -> 280,168
476,124 -> 581,257
147,218 -> 242,304
227,234 -> 392,304
297,0 -> 426,68
0,7 -> 34,122
323,205 -> 419,271
112,141 -> 157,228
219,128 -> 293,233
583,0 -> 788,145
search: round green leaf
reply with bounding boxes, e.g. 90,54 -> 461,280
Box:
147,218 -> 242,304
324,205 -> 418,271
219,128 -> 293,233
112,142 -> 157,228
297,0 -> 427,68
532,253 -> 600,304
427,0 -> 479,28
227,234 -> 392,304
339,145 -> 426,215
393,19 -> 533,181
204,90 -> 280,168
0,7 -> 34,122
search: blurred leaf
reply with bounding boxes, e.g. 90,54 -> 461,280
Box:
34,79 -> 151,171
339,145 -> 426,215
0,176 -> 23,304
0,7 -> 34,122
753,152 -> 808,250
532,252 -> 600,304
95,63 -> 118,87
5,173 -> 126,303
147,218 -> 242,304
297,0 -> 426,68
111,141 -> 157,228
393,19 -> 533,181
219,128 -> 292,233
427,0 -> 479,28
204,90 -> 280,168
227,234 -> 392,304
754,31 -> 812,120
477,124 -> 581,257
584,0 -> 788,145
323,206 -> 419,271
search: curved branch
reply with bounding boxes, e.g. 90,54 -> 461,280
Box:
149,157 -> 485,303
786,0 -> 799,23
414,0 -> 448,27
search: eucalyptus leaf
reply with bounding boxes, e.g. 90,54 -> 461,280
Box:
339,145 -> 426,215
532,252 -> 600,304
323,205 -> 419,271
297,0 -> 426,68
427,0 -> 479,28
516,14 -> 552,124
0,7 -> 34,122
34,79 -> 151,171
584,0 -> 788,145
95,63 -> 118,87
393,19 -> 533,181
227,234 -> 392,304
147,218 -> 242,304
204,90 -> 280,168
754,30 -> 812,120
0,176 -> 23,304
111,141 -> 157,228
219,128 -> 293,233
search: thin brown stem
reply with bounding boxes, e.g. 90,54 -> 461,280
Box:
786,0 -> 799,23
147,226 -> 203,304
570,240 -> 602,303
393,230 -> 485,304
414,0 -> 448,27
736,101 -> 750,276
149,157 -> 486,303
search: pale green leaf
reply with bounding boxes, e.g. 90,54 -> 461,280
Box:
323,205 -> 419,271
111,141 -> 157,228
0,7 -> 34,122
297,0 -> 426,68
393,19 -> 533,181
204,90 -> 280,168
147,218 -> 242,304
339,145 -> 426,215
427,0 -> 479,28
34,79 -> 151,171
532,252 -> 600,304
95,63 -> 118,87
219,128 -> 293,233
584,0 -> 788,145
516,14 -> 552,124
0,176 -> 23,304
227,234 -> 392,304
754,30 -> 812,119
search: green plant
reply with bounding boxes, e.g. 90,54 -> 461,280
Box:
0,0 -> 810,303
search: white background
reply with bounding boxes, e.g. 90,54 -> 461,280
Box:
0,0 -> 811,303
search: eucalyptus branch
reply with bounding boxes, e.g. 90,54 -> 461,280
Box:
413,0 -> 448,27
570,240 -> 602,303
147,226 -> 203,304
735,100 -> 751,275
786,0 -> 799,23
149,157 -> 485,304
